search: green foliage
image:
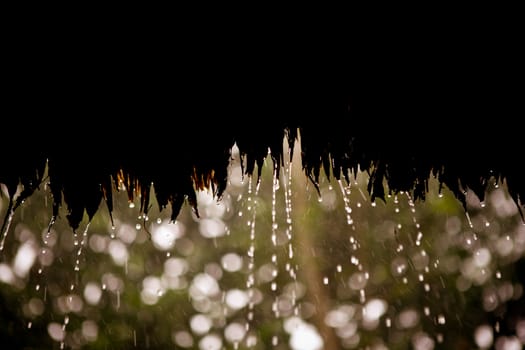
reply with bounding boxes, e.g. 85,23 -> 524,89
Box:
1,150 -> 524,349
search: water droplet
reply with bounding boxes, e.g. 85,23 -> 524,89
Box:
465,212 -> 474,228
272,336 -> 279,346
437,314 -> 446,324
359,289 -> 366,303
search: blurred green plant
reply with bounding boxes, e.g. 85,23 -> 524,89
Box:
1,142 -> 524,350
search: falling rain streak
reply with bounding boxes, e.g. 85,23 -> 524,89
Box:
0,206 -> 15,251
245,175 -> 259,340
1,138 -> 525,349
